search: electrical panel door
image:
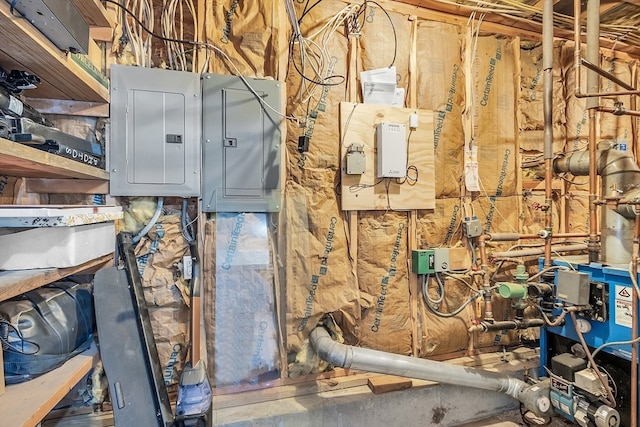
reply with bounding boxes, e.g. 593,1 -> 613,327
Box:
202,74 -> 282,212
109,65 -> 201,196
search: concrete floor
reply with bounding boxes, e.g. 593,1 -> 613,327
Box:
43,348 -> 580,427
459,408 -> 575,427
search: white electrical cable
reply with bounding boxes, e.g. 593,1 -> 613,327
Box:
132,197 -> 164,244
592,336 -> 640,360
203,42 -> 299,122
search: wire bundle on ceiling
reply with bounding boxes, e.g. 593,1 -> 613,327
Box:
430,0 -> 640,47
161,0 -> 198,72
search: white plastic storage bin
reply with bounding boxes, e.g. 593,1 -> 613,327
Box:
0,222 -> 115,270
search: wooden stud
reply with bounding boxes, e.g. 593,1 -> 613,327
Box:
408,16 -> 419,358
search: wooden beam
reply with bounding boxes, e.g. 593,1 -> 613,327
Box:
70,0 -> 113,28
374,0 -> 640,58
90,26 -> 114,43
196,0 -> 207,73
24,178 -> 109,195
24,98 -> 109,118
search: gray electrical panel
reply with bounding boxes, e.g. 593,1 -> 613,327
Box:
7,0 -> 89,54
202,74 -> 282,212
109,65 -> 201,197
556,270 -> 591,305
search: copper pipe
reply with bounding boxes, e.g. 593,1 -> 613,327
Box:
491,244 -> 587,259
478,234 -> 491,267
570,312 -> 617,408
544,158 -> 553,268
588,109 -> 599,262
518,232 -> 589,239
581,58 -> 635,91
579,90 -> 640,97
597,106 -> 640,117
486,232 -> 589,240
477,235 -> 493,320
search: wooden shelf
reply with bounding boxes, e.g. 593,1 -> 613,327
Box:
0,138 -> 109,180
0,343 -> 99,427
0,206 -> 122,227
0,254 -> 113,302
0,1 -> 109,102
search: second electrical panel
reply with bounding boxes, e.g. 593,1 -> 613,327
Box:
202,74 -> 282,212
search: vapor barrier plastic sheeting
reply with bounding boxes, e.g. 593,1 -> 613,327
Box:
213,213 -> 280,386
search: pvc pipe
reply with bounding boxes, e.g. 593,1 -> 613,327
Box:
310,327 -> 527,399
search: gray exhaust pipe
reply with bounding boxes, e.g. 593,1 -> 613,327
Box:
310,327 -> 553,417
554,146 -> 640,264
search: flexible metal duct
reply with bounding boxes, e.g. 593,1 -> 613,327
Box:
310,327 -> 553,417
555,147 -> 640,264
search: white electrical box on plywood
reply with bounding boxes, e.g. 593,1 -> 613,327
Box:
340,103 -> 435,211
376,122 -> 407,178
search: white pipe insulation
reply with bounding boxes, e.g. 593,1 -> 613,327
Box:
310,327 -> 553,417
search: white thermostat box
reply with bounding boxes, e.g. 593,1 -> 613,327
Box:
376,122 -> 407,178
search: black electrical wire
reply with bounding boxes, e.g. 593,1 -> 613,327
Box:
298,0 -> 324,24
104,0 -> 199,46
288,34 -> 346,87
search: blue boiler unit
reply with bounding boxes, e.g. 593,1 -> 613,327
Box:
540,260 -> 639,427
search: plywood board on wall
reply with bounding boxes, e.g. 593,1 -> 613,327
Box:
340,102 -> 435,211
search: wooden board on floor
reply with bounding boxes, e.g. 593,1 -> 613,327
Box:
339,102 -> 435,211
367,375 -> 413,394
